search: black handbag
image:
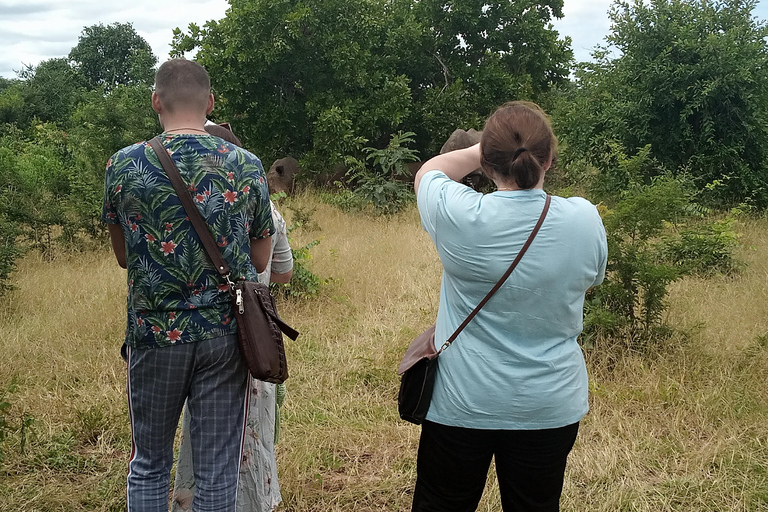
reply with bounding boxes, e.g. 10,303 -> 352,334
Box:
397,194 -> 551,424
149,137 -> 298,383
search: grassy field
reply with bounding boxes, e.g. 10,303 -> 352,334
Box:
0,192 -> 767,511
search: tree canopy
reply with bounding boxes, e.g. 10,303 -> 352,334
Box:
69,22 -> 157,92
171,0 -> 572,170
557,0 -> 768,207
15,58 -> 86,125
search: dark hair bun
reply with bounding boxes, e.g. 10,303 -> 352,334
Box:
480,101 -> 557,190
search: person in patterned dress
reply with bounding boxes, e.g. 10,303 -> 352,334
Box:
172,124 -> 293,512
102,59 -> 274,512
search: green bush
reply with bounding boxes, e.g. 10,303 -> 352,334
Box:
270,196 -> 325,299
587,177 -> 686,339
0,123 -> 78,256
662,216 -> 740,276
348,131 -> 418,215
277,238 -> 324,299
583,173 -> 741,348
316,187 -> 367,213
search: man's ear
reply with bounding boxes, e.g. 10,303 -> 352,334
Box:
151,92 -> 163,114
205,93 -> 215,115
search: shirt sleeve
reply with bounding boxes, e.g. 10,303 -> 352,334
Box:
416,170 -> 451,240
270,207 -> 293,275
101,153 -> 121,225
593,217 -> 608,287
417,170 -> 483,244
246,156 -> 275,239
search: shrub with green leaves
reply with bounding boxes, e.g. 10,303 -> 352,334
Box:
583,173 -> 740,348
347,131 -> 419,215
662,216 -> 740,276
587,177 -> 687,338
269,195 -> 325,299
276,238 -> 324,299
316,187 -> 367,213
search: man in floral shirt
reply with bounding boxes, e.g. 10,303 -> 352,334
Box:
102,59 -> 274,512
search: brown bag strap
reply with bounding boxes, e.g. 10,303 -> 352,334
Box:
148,136 -> 232,279
438,194 -> 551,354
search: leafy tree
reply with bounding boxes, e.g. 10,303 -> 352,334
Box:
557,0 -> 768,207
17,58 -> 85,125
70,84 -> 159,169
68,84 -> 160,235
0,123 -> 77,253
69,22 -> 157,92
0,26 -> 161,295
172,0 -> 409,167
171,0 -> 571,170
0,78 -> 17,94
414,0 -> 571,98
0,82 -> 24,125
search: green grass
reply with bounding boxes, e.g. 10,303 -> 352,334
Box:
1,192 -> 767,511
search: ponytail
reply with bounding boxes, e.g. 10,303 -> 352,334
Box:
509,148 -> 542,189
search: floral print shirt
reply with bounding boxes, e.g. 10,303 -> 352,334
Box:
102,133 -> 274,349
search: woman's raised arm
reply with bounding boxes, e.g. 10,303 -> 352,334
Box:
414,143 -> 482,195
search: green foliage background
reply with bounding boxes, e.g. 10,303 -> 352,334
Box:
0,0 -> 765,344
0,23 -> 160,293
556,0 -> 768,208
170,0 -> 572,171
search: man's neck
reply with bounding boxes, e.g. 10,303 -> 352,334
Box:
160,115 -> 208,135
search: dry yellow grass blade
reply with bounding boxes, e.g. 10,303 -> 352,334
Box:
0,194 -> 767,511
667,218 -> 768,353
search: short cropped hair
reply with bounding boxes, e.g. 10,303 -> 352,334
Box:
154,59 -> 211,114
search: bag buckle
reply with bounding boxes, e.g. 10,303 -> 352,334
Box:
438,341 -> 451,354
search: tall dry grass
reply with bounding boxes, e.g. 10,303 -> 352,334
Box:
0,192 -> 767,511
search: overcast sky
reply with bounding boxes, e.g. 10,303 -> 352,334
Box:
1,0 -> 768,79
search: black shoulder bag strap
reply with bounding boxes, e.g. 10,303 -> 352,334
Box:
437,193 -> 551,354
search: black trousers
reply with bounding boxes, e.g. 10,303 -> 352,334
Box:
412,420 -> 580,512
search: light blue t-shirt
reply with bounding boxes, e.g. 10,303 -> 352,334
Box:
417,170 -> 607,430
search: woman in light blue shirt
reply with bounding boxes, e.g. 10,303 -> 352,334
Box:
412,101 -> 607,512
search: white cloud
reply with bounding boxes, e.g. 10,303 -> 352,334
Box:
551,0 -> 614,63
1,0 -> 768,78
0,0 -> 229,78
554,0 -> 768,64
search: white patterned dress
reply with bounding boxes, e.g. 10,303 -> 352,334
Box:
172,203 -> 291,512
